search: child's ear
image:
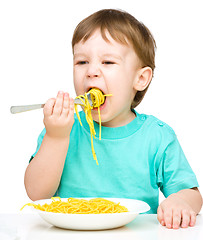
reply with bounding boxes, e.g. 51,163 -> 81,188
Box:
133,67 -> 152,91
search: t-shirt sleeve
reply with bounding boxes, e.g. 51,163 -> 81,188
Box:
29,128 -> 46,162
157,135 -> 199,198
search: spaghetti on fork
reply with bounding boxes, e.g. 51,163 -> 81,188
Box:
74,88 -> 112,165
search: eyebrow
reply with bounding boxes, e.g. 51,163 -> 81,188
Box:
102,54 -> 122,60
73,53 -> 86,59
73,53 -> 122,60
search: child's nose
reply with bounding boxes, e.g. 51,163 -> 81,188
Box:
86,64 -> 101,78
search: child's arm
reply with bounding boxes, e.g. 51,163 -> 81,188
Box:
24,91 -> 74,201
157,188 -> 202,229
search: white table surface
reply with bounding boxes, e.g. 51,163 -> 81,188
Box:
0,213 -> 203,240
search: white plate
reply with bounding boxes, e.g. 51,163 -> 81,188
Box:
28,198 -> 150,230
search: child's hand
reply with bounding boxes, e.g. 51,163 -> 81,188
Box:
157,193 -> 197,229
43,91 -> 74,139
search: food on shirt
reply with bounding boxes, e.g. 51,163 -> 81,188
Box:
74,88 -> 112,165
21,197 -> 128,214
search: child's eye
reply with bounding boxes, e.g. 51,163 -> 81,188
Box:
102,61 -> 115,65
77,61 -> 88,65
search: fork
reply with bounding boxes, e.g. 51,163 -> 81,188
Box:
10,93 -> 93,114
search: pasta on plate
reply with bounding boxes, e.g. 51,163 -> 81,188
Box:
21,197 -> 128,214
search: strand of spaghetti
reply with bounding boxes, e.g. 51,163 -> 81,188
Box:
88,89 -> 112,140
74,96 -> 86,126
74,89 -> 112,164
97,107 -> 101,140
75,91 -> 97,164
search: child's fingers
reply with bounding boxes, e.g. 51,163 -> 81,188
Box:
43,98 -> 55,116
172,209 -> 181,229
189,211 -> 196,227
181,210 -> 191,228
53,91 -> 64,116
163,209 -> 173,229
157,206 -> 165,226
61,92 -> 70,117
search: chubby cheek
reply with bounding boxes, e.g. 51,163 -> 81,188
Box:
108,82 -> 129,105
73,70 -> 84,95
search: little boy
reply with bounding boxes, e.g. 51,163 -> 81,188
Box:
24,9 -> 202,229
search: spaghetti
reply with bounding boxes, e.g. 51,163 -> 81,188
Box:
21,197 -> 128,214
74,88 -> 112,165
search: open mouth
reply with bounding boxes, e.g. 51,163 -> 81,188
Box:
87,87 -> 105,95
87,88 -> 107,108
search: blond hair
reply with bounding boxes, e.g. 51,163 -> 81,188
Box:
72,9 -> 156,108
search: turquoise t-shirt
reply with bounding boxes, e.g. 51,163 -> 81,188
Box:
31,111 -> 199,213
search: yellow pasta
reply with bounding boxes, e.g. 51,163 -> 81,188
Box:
74,88 -> 112,165
21,197 -> 128,214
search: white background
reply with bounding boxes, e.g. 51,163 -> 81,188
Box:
0,0 -> 202,213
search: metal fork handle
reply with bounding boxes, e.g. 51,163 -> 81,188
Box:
10,95 -> 92,114
10,104 -> 45,114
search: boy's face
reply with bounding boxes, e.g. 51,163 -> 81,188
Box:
73,29 -> 141,127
